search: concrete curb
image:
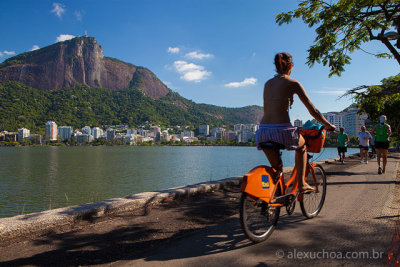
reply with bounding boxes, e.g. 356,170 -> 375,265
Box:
0,176 -> 242,243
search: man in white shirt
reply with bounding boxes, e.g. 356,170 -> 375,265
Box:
357,126 -> 372,164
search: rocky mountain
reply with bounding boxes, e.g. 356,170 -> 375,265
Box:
0,37 -> 170,99
0,37 -> 263,130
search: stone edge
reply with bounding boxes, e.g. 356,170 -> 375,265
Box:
0,176 -> 242,243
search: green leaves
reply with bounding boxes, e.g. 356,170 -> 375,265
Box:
276,0 -> 400,76
346,74 -> 400,137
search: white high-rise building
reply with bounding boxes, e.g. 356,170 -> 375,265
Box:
18,128 -> 30,142
45,121 -> 58,141
342,107 -> 368,137
323,113 -> 343,129
181,130 -> 195,139
91,127 -> 103,139
234,124 -> 244,132
82,126 -> 91,135
242,124 -> 259,132
106,128 -> 115,141
58,126 -> 72,141
198,125 -> 209,136
210,128 -> 226,140
294,119 -> 303,127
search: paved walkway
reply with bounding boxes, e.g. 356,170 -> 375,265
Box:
0,153 -> 399,266
112,153 -> 400,266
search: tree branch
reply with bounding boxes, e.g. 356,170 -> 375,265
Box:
380,38 -> 400,65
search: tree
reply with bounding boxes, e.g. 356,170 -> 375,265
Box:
276,0 -> 400,76
343,74 -> 400,138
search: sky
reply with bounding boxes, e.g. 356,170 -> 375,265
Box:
0,0 -> 398,123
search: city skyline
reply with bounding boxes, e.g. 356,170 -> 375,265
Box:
1,103 -> 370,146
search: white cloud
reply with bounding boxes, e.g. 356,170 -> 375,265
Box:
51,3 -> 66,18
225,77 -> 257,88
30,45 -> 40,51
315,88 -> 348,95
167,47 -> 180,54
185,51 -> 213,60
55,34 -> 75,42
3,51 -> 16,56
173,60 -> 211,82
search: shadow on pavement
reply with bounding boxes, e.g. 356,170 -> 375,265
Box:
0,187 -> 246,266
328,180 -> 399,185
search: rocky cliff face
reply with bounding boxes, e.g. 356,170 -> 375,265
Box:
0,37 -> 170,99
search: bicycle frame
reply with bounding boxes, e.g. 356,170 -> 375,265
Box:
241,160 -> 319,207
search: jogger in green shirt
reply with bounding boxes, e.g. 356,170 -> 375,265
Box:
372,115 -> 392,174
337,127 -> 349,164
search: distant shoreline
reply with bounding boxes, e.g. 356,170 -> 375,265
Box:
0,141 -> 362,149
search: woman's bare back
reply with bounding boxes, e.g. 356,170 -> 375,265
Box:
261,75 -> 296,124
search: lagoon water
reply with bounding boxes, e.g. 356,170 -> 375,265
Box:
0,146 -> 358,218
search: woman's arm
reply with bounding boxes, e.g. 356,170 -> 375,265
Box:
371,125 -> 377,135
387,124 -> 392,137
292,80 -> 335,131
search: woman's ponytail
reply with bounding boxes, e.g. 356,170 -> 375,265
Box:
274,52 -> 292,74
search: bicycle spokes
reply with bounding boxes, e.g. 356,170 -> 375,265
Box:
300,164 -> 327,219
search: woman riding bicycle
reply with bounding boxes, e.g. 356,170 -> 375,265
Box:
255,52 -> 335,194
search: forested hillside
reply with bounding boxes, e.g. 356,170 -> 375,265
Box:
0,81 -> 262,133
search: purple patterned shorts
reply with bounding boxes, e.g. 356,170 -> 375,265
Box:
255,123 -> 300,150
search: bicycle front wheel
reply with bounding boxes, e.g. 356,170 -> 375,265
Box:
300,164 -> 327,219
240,188 -> 281,243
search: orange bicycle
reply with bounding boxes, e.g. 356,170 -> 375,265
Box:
239,130 -> 327,243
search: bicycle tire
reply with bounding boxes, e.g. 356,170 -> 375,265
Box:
300,164 -> 327,219
240,187 -> 281,243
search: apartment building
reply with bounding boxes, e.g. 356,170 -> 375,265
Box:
343,107 -> 368,137
18,128 -> 30,142
58,126 -> 72,141
294,119 -> 303,127
198,125 -> 209,136
323,113 -> 343,129
91,127 -> 104,139
45,121 -> 58,141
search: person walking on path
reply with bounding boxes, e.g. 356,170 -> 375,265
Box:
337,127 -> 349,164
372,115 -> 392,174
357,126 -> 372,164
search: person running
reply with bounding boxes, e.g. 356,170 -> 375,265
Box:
372,115 -> 392,174
255,52 -> 335,194
337,127 -> 349,164
370,135 -> 376,159
357,126 -> 372,164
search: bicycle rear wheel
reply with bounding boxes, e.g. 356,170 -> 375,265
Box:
300,164 -> 327,219
240,187 -> 281,243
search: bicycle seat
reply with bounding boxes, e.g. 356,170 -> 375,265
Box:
259,141 -> 285,150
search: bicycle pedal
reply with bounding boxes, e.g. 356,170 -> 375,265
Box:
271,193 -> 295,204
